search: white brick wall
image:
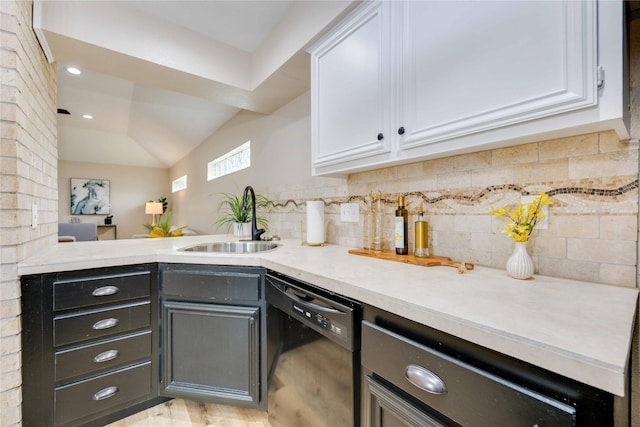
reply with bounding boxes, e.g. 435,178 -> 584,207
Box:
0,0 -> 57,425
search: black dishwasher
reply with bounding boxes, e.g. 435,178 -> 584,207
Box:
362,306 -> 615,427
266,271 -> 361,427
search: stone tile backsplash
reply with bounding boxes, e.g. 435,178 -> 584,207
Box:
264,131 -> 638,288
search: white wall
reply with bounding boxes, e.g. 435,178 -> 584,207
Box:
169,91 -> 345,236
58,160 -> 170,239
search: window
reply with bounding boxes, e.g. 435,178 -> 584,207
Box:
172,175 -> 187,192
207,141 -> 251,181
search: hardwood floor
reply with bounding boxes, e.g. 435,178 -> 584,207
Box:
105,399 -> 272,427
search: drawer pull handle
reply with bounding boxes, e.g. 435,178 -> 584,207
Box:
92,318 -> 119,330
92,286 -> 120,297
93,349 -> 120,363
405,364 -> 448,395
93,386 -> 119,401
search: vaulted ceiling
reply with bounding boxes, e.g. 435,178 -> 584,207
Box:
34,0 -> 356,168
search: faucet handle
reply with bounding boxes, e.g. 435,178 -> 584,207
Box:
254,228 -> 266,241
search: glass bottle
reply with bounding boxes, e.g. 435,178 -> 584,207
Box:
363,192 -> 374,250
394,195 -> 408,255
414,211 -> 429,258
372,191 -> 383,251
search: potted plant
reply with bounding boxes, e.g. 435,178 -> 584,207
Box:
215,191 -> 270,237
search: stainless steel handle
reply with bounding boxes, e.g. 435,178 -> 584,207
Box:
92,286 -> 119,297
405,364 -> 447,395
93,386 -> 119,401
92,318 -> 119,330
93,349 -> 120,363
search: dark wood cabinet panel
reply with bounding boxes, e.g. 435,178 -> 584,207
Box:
53,301 -> 150,347
162,301 -> 260,405
53,270 -> 150,311
55,330 -> 152,383
55,361 -> 152,426
363,375 -> 446,427
161,263 -> 261,302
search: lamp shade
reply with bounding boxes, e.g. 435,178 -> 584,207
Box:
145,202 -> 163,215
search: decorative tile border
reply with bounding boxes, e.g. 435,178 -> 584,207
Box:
269,178 -> 639,214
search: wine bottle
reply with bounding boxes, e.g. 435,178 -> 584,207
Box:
395,195 -> 408,255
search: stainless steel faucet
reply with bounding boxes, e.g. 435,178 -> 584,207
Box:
241,185 -> 265,241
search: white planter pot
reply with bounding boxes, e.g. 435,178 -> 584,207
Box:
234,222 -> 251,237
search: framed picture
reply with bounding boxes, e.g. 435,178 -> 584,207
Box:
70,178 -> 111,215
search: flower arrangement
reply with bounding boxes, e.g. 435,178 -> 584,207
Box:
144,211 -> 185,238
490,192 -> 552,242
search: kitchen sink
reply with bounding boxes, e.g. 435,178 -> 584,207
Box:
180,241 -> 280,254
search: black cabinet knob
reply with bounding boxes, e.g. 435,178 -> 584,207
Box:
377,133 -> 384,141
398,127 -> 405,135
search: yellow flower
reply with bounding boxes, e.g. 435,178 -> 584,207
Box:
491,192 -> 552,242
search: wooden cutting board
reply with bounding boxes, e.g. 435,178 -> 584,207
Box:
348,249 -> 474,271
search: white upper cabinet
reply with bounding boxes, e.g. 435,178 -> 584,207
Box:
309,1 -> 392,174
309,0 -> 628,176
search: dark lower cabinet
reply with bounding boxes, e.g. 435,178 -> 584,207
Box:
159,263 -> 266,409
22,262 -> 267,426
362,305 -> 616,427
21,264 -> 164,427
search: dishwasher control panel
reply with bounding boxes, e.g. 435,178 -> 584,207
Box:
291,302 -> 345,338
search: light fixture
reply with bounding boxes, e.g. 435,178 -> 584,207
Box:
145,202 -> 163,226
82,114 -> 93,119
66,66 -> 81,75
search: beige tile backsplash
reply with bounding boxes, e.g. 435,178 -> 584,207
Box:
265,130 -> 638,288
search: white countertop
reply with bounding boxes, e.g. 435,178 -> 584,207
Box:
18,235 -> 638,397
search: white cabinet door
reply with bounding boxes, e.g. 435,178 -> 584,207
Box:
399,0 -> 597,151
310,1 -> 392,176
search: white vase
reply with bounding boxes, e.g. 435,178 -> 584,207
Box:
506,242 -> 534,280
234,222 -> 251,237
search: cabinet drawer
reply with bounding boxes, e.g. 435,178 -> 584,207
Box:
55,361 -> 151,426
54,302 -> 150,347
55,331 -> 151,383
362,321 -> 576,426
161,266 -> 260,302
54,270 -> 151,311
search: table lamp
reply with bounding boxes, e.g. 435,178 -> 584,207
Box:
145,202 -> 163,226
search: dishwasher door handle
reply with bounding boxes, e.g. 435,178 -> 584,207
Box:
285,289 -> 342,314
405,364 -> 448,395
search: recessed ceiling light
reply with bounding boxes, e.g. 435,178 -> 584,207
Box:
82,114 -> 93,119
66,67 -> 81,75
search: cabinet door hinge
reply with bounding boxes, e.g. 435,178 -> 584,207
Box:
597,65 -> 605,88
